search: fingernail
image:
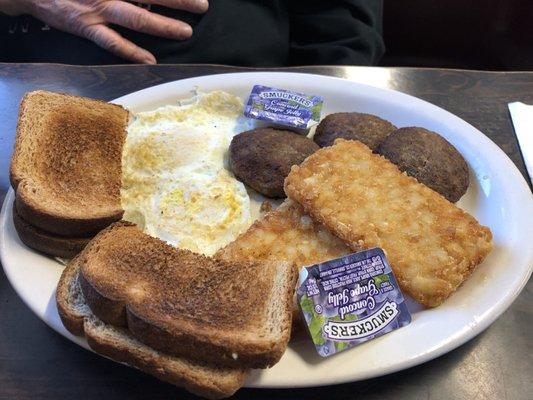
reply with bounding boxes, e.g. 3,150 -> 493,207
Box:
182,25 -> 193,38
195,0 -> 209,12
142,55 -> 156,65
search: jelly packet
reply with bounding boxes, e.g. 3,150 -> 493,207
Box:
297,248 -> 411,357
244,85 -> 323,130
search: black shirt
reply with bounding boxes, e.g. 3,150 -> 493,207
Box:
0,0 -> 384,66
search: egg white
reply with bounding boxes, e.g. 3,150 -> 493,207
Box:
121,91 -> 256,255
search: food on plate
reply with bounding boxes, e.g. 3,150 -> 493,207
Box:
122,91 -> 255,255
12,207 -> 90,259
229,128 -> 319,198
10,90 -> 127,237
297,248 -> 412,357
56,256 -> 248,400
217,199 -> 351,269
377,127 -> 469,202
244,85 -> 324,130
217,199 -> 352,329
313,112 -> 397,150
259,200 -> 273,214
284,139 -> 493,307
8,84 -> 497,396
76,222 -> 296,369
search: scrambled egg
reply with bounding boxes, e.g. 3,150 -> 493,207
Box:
121,91 -> 256,255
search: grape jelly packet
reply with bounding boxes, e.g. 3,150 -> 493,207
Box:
297,248 -> 411,357
244,85 -> 323,130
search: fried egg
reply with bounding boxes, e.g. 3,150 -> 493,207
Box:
121,91 -> 256,255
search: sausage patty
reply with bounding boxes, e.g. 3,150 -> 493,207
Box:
313,112 -> 397,150
229,128 -> 319,198
377,127 -> 469,202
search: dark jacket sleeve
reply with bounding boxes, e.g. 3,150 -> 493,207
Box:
288,0 -> 385,66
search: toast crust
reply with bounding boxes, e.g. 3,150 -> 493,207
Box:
13,205 -> 90,259
85,329 -> 247,400
126,308 -> 288,368
10,91 -> 127,236
78,222 -> 297,369
78,271 -> 127,327
15,182 -> 124,236
56,255 -> 86,335
56,257 -> 248,399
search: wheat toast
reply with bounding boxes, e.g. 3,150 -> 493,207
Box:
10,91 -> 127,236
56,256 -> 248,399
77,222 -> 297,369
12,205 -> 90,258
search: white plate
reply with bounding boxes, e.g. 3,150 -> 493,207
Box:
1,72 -> 532,388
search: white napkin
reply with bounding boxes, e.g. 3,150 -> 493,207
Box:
508,102 -> 533,184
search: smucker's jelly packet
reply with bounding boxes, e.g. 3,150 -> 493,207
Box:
297,248 -> 411,357
244,85 -> 324,130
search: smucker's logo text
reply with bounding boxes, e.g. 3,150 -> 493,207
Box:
323,301 -> 399,340
259,91 -> 313,108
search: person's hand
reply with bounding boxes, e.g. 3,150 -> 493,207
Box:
1,0 -> 209,64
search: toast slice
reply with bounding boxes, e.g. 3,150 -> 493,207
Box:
284,139 -> 493,307
56,256 -> 248,399
10,90 -> 128,236
78,222 -> 297,369
13,205 -> 90,258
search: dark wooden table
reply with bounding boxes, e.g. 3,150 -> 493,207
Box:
0,64 -> 531,400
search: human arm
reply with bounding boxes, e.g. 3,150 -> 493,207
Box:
0,0 -> 208,64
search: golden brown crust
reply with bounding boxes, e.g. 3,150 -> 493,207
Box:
217,199 -> 351,268
13,205 -> 90,259
284,139 -> 493,307
78,222 -> 296,369
10,90 -> 127,236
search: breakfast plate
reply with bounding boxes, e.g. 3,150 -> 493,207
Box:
1,72 -> 532,388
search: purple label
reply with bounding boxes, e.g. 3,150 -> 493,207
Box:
297,248 -> 411,357
244,85 -> 323,129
